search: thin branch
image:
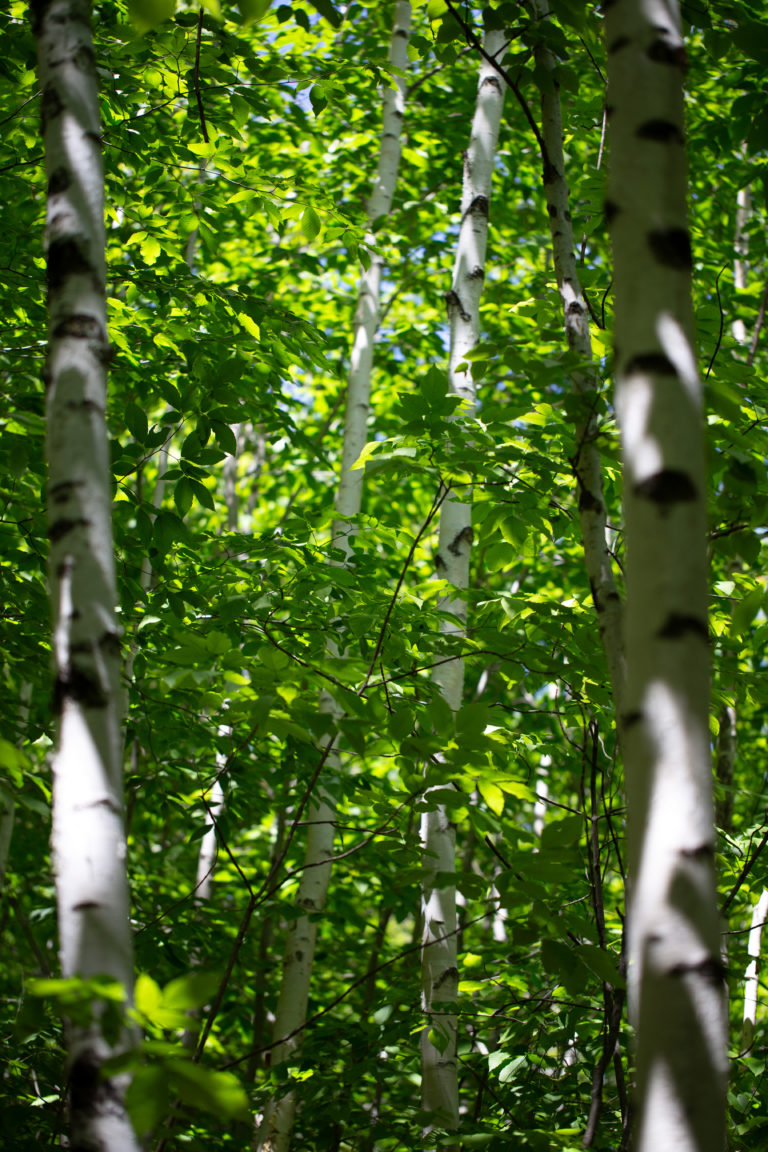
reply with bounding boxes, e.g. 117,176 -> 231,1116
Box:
722,823 -> 768,915
442,0 -> 548,162
191,7 -> 209,145
705,266 -> 726,379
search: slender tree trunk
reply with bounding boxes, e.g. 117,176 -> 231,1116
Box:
733,154 -> 750,345
420,29 -> 507,1146
254,7 -> 410,1151
31,1 -> 139,1148
532,0 -> 624,711
604,4 -> 727,1151
741,888 -> 768,1052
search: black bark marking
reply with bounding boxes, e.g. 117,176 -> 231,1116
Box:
648,227 -> 693,270
74,43 -> 96,73
547,204 -> 558,218
47,166 -> 70,196
657,613 -> 709,642
680,842 -> 715,859
49,516 -> 89,543
542,158 -> 558,186
579,488 -> 602,514
607,591 -> 621,602
605,103 -> 615,120
604,199 -> 620,225
435,553 -> 447,571
636,119 -> 684,144
50,479 -> 84,504
47,237 -> 96,292
468,265 -> 484,281
40,83 -> 64,128
435,965 -> 459,989
647,38 -> 686,68
668,956 -> 725,987
69,1050 -> 100,1112
482,74 -> 502,92
53,314 -> 106,342
633,469 -> 698,505
468,194 -> 489,218
448,526 -> 473,555
622,710 -> 643,728
608,35 -> 631,54
30,0 -> 91,34
73,900 -> 100,911
54,666 -> 108,711
295,950 -> 304,961
444,290 -> 470,322
624,351 -> 678,376
564,209 -> 571,222
567,300 -> 585,317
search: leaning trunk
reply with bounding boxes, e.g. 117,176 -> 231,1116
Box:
604,3 -> 727,1150
31,1 -> 139,1148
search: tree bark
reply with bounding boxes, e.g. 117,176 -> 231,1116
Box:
421,28 -> 507,1146
604,3 -> 727,1150
31,1 -> 140,1148
532,0 -> 624,712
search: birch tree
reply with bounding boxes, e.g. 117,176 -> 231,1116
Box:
31,0 -> 139,1148
255,7 -> 411,1150
420,24 -> 507,1143
604,2 -> 727,1149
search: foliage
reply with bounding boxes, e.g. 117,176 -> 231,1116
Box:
1,0 -> 768,1148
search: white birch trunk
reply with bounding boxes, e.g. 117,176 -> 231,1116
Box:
420,30 -> 507,1144
254,7 -> 411,1151
742,888 -> 768,1052
604,3 -> 727,1150
32,1 -> 139,1148
533,0 -> 624,711
733,158 -> 750,345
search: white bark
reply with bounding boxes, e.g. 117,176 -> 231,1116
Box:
742,889 -> 768,1052
733,157 -> 750,344
604,4 -> 727,1151
333,0 -> 411,557
533,0 -> 624,712
33,1 -> 139,1148
421,29 -> 507,1143
255,8 -> 410,1151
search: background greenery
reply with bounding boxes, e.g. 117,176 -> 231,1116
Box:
1,0 -> 768,1147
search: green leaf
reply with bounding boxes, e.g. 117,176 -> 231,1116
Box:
128,0 -> 176,30
167,1060 -> 250,1121
576,944 -> 625,988
301,205 -> 322,241
175,477 -> 194,518
0,738 -> 26,788
126,402 -> 149,444
126,1064 -> 170,1135
140,234 -> 162,266
239,0 -> 272,19
162,972 -> 220,1011
306,0 -> 342,26
478,779 -> 505,816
